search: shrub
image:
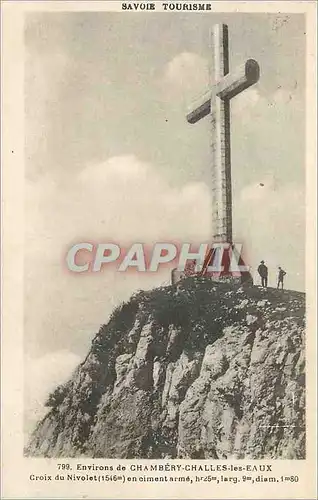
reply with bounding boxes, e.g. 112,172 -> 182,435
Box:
45,383 -> 68,408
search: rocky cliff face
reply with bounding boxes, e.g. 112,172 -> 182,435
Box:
26,278 -> 305,459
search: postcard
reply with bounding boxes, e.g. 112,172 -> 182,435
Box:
1,1 -> 317,498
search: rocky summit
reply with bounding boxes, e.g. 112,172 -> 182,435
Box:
26,278 -> 305,459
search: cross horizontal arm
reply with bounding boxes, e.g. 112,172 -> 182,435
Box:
186,59 -> 260,124
186,91 -> 211,124
217,59 -> 260,100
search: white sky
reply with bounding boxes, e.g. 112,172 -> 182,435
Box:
24,12 -> 306,434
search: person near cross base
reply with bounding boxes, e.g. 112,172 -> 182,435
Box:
258,260 -> 268,288
277,267 -> 286,289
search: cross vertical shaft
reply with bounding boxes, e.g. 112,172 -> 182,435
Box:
186,24 -> 260,247
210,24 -> 232,243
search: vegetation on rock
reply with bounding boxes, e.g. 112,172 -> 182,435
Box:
26,278 -> 305,459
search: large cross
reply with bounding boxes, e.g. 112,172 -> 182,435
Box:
187,24 -> 260,244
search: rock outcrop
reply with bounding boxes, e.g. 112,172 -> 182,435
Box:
26,278 -> 305,459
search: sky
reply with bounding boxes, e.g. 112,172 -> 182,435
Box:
24,11 -> 306,434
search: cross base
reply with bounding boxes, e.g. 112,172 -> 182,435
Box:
198,245 -> 254,286
172,245 -> 254,286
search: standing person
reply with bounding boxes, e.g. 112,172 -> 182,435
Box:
277,267 -> 286,289
258,260 -> 268,288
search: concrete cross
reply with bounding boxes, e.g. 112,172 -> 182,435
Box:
187,24 -> 260,244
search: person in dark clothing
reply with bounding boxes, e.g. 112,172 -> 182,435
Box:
277,267 -> 286,289
258,260 -> 268,287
